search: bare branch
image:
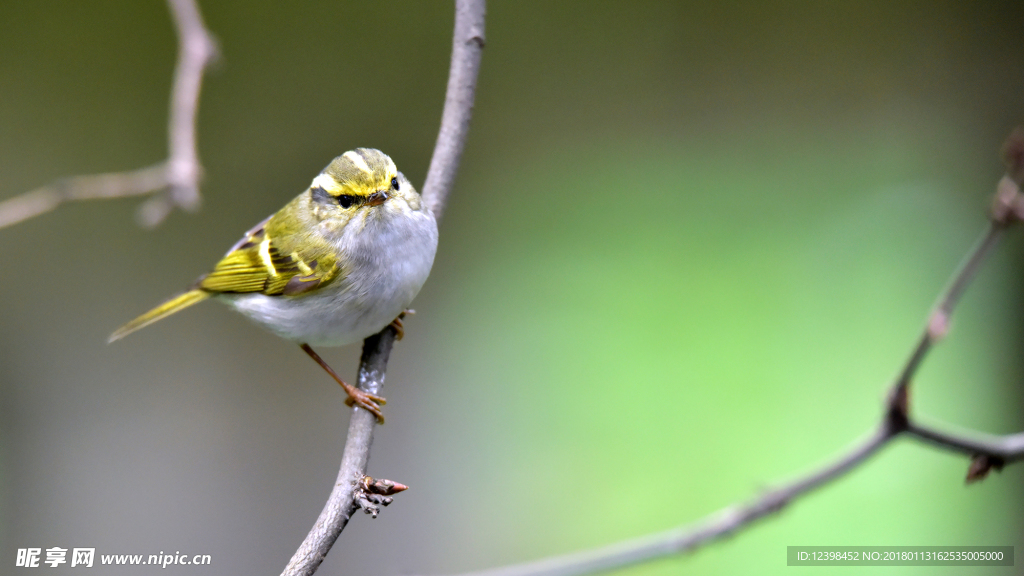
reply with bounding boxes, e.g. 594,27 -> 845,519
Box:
891,220 -> 1007,401
281,330 -> 398,576
907,421 -> 1024,463
0,0 -> 217,230
421,0 -> 487,222
140,0 -> 218,226
414,129 -> 1024,576
438,425 -> 894,576
427,423 -> 1024,576
280,1 -> 485,575
0,165 -> 169,229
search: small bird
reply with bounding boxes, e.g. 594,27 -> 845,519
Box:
110,148 -> 439,422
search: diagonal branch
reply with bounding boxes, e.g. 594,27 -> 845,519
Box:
421,425 -> 1024,576
414,129 -> 1024,576
279,2 -> 486,575
421,0 -> 486,221
907,421 -> 1024,463
280,330 -> 398,575
434,425 -> 896,576
890,216 -> 1008,402
0,0 -> 217,230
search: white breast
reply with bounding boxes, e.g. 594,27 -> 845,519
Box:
222,202 -> 438,347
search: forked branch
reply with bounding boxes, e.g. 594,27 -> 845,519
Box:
0,0 -> 217,230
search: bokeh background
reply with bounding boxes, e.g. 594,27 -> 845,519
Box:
1,1 -> 1022,575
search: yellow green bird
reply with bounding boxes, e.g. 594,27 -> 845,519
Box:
111,148 -> 438,422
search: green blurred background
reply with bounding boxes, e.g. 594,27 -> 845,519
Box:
1,1 -> 1022,574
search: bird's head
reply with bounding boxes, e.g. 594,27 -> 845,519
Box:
309,148 -> 421,225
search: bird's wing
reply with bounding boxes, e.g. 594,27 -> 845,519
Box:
198,215 -> 341,297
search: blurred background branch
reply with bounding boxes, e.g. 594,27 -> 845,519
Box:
420,131 -> 1024,576
0,0 -> 216,230
281,1 -> 485,575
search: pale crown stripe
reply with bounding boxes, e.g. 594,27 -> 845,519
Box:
343,150 -> 373,175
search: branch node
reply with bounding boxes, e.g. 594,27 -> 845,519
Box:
885,385 -> 910,433
925,310 -> 949,342
191,29 -> 220,65
355,495 -> 381,518
760,490 -> 790,515
354,476 -> 406,518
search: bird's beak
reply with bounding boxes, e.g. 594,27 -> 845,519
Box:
367,190 -> 388,206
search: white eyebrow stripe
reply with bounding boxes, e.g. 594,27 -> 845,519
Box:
344,150 -> 373,175
312,173 -> 341,192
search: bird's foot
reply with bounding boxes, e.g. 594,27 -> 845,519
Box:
389,309 -> 414,341
301,342 -> 386,423
342,382 -> 387,424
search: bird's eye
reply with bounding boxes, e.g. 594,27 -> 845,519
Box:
337,195 -> 356,208
391,177 -> 400,190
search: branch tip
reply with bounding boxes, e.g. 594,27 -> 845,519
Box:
885,385 -> 910,432
965,454 -> 1004,484
362,475 -> 410,495
925,311 -> 949,342
136,195 -> 176,228
354,477 -> 407,518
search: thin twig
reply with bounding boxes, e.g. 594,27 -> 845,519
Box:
138,0 -> 219,226
907,421 -> 1024,463
0,165 -> 169,229
279,2 -> 486,575
416,133 -> 1024,576
891,220 -> 1006,399
421,0 -> 486,222
0,0 -> 217,230
281,330 -> 397,574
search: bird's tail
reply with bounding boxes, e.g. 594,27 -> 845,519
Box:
108,289 -> 211,343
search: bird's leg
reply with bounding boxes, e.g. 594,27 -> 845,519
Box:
300,343 -> 386,423
389,309 -> 414,341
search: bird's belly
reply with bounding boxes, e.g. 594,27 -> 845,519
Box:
221,280 -> 411,347
221,204 -> 437,348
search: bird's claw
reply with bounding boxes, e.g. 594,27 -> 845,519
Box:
389,309 -> 414,341
342,384 -> 387,423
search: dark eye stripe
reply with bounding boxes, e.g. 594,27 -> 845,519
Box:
311,185 -> 333,204
312,185 -> 363,209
